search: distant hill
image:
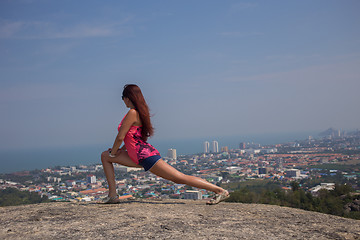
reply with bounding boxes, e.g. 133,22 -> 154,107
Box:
1,200 -> 359,239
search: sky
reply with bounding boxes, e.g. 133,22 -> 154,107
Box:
1,0 -> 359,151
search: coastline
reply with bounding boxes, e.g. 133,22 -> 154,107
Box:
0,131 -> 317,174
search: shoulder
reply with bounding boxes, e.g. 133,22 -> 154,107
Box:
125,109 -> 139,121
127,109 -> 139,117
127,109 -> 142,126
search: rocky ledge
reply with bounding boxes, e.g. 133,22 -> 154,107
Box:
0,199 -> 359,239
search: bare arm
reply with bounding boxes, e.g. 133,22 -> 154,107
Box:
110,109 -> 137,156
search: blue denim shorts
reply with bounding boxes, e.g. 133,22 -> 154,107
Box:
139,155 -> 161,171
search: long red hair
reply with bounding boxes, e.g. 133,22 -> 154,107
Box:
122,84 -> 154,141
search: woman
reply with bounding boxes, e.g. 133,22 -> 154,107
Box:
101,84 -> 229,204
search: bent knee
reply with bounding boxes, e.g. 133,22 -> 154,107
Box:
101,151 -> 109,161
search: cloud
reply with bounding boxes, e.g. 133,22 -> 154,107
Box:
0,20 -> 49,39
265,54 -> 321,61
49,24 -> 115,39
224,57 -> 360,86
0,83 -> 77,103
218,31 -> 263,37
0,20 -> 25,38
0,17 -> 132,39
230,2 -> 258,11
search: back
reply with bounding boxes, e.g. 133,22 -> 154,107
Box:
118,115 -> 160,164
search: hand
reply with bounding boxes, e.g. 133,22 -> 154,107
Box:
108,148 -> 116,158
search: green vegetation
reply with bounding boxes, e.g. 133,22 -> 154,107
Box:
333,150 -> 360,155
225,179 -> 281,192
305,163 -> 360,171
0,170 -> 40,184
0,188 -> 51,207
226,181 -> 360,220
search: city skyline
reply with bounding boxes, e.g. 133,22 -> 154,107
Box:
1,127 -> 352,174
1,124 -> 359,233
1,1 -> 359,152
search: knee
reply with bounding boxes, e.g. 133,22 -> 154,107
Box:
101,151 -> 109,163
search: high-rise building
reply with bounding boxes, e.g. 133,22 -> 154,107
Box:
239,142 -> 246,149
285,169 -> 301,178
221,146 -> 229,152
204,141 -> 210,153
167,148 -> 177,160
87,175 -> 96,184
212,140 -> 219,153
276,158 -> 283,170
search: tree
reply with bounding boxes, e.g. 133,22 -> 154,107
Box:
290,181 -> 300,192
0,188 -> 50,207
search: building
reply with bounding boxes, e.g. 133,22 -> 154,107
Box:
188,157 -> 197,164
212,140 -> 219,153
226,166 -> 242,174
184,190 -> 202,200
47,176 -> 61,183
260,148 -> 277,153
239,142 -> 246,149
87,175 -> 96,184
258,167 -> 269,175
310,183 -> 335,196
167,148 -> 177,160
204,141 -> 210,153
276,158 -> 283,170
95,165 -> 103,171
65,180 -> 76,187
244,149 -> 261,154
285,169 -> 301,178
221,146 -> 229,152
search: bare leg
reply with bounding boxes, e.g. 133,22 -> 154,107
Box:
150,159 -> 226,194
101,150 -> 142,197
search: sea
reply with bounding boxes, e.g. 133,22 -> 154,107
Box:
0,131 -> 317,174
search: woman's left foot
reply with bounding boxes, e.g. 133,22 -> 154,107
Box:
99,195 -> 120,204
206,190 -> 230,205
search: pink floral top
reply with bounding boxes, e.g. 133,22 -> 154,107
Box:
118,116 -> 160,164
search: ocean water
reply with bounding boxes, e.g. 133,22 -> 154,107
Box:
0,144 -> 108,174
0,131 -> 316,174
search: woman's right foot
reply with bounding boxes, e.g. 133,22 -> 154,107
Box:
206,190 -> 230,205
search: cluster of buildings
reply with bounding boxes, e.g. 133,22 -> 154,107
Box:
0,162 -> 208,202
203,141 -> 219,153
1,130 -> 359,202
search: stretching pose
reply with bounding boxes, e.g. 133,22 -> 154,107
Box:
101,84 -> 229,204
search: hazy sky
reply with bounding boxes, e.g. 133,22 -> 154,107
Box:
1,0 -> 359,150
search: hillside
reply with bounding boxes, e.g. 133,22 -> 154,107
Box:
0,199 -> 359,239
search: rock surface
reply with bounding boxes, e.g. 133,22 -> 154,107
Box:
1,199 -> 359,239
